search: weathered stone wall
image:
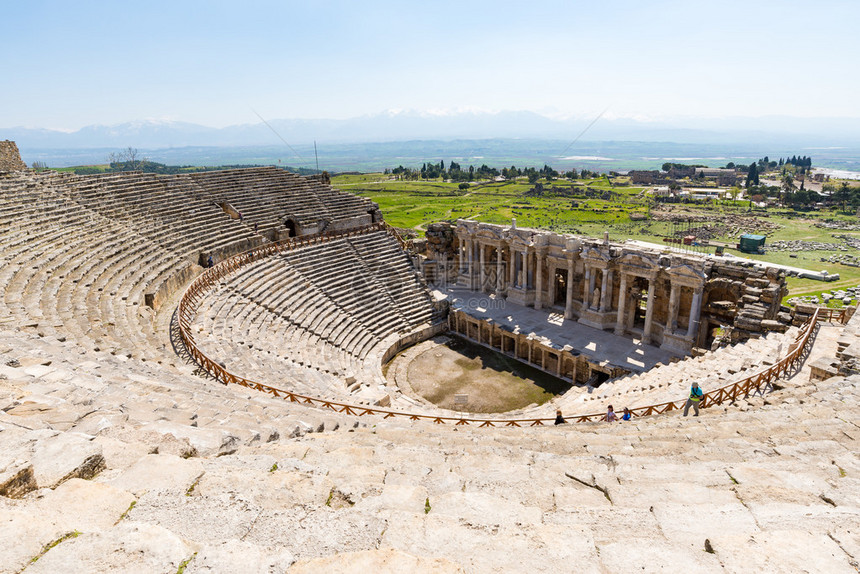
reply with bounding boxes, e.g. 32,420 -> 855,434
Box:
0,140 -> 27,171
448,219 -> 790,354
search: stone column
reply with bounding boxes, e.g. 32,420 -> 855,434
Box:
479,244 -> 486,293
582,267 -> 591,310
534,250 -> 545,309
615,273 -> 628,335
564,258 -> 575,319
547,264 -> 556,306
687,287 -> 704,339
599,269 -> 612,311
666,283 -> 680,334
508,247 -> 516,288
466,238 -> 475,291
495,246 -> 504,295
517,251 -> 524,288
642,279 -> 657,344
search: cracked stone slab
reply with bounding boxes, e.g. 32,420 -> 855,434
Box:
287,548 -> 464,573
106,454 -> 204,497
32,432 -> 105,488
0,478 -> 135,573
186,539 -> 294,573
25,521 -> 193,574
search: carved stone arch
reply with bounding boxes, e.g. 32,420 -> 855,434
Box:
704,278 -> 741,306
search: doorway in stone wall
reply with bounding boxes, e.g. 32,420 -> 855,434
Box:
631,276 -> 650,329
554,269 -> 567,306
284,218 -> 297,237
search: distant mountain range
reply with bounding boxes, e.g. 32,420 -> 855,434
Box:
5,111 -> 860,150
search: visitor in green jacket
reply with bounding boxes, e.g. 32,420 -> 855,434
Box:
683,382 -> 704,417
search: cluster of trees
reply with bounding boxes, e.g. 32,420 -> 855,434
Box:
387,162 -> 599,183
662,162 -> 706,172
744,180 -> 858,211
736,155 -> 814,180
389,162 -> 502,181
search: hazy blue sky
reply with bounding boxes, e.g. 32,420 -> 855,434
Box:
1,0 -> 857,130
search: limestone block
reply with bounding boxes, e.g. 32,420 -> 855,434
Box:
761,319 -> 787,332
187,539 -> 295,573
552,484 -> 611,509
596,538 -> 723,572
651,502 -> 759,548
354,484 -> 429,514
0,460 -> 35,498
744,287 -> 763,298
32,432 -> 105,488
709,530 -> 856,573
25,522 -> 194,574
108,454 -> 204,496
241,507 -> 387,558
196,465 -> 333,510
287,548 -> 463,574
383,513 -> 601,573
141,421 -> 240,457
431,491 -> 542,526
794,303 -> 819,315
0,479 -> 135,573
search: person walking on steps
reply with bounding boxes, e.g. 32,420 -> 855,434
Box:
683,382 -> 703,417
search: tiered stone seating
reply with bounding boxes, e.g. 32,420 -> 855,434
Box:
2,319 -> 857,571
189,230 -> 441,403
187,167 -> 377,236
0,169 -> 324,361
548,326 -> 803,417
2,166 -> 856,571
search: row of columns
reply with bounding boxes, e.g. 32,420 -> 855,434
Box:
457,232 -> 705,346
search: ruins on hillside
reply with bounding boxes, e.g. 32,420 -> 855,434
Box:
420,220 -> 789,358
0,140 -> 27,171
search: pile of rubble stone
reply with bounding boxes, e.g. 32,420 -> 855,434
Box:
765,239 -> 849,252
834,234 -> 860,249
654,212 -> 782,241
824,253 -> 860,267
815,220 -> 860,231
787,285 -> 859,307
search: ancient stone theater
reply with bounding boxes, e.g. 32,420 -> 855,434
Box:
1,143 -> 858,572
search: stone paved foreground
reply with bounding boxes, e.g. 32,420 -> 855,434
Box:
2,329 -> 858,572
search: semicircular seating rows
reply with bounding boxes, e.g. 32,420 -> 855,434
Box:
0,167 -> 378,363
187,227 -> 444,406
1,166 -> 858,572
0,166 -> 839,427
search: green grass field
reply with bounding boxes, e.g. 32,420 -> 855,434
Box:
336,174 -> 649,232
333,172 -> 860,300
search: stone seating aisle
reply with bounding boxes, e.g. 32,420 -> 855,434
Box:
2,315 -> 857,572
346,231 -> 439,327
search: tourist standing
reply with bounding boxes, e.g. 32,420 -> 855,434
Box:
554,409 -> 566,425
683,382 -> 704,417
621,407 -> 632,421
